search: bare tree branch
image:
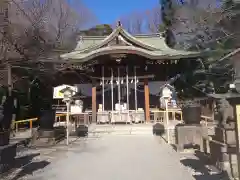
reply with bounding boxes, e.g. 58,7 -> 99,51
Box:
145,7 -> 161,33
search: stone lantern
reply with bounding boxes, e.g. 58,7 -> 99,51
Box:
60,87 -> 75,145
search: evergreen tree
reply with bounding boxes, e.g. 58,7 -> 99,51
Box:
161,0 -> 176,47
80,24 -> 113,36
220,0 -> 240,48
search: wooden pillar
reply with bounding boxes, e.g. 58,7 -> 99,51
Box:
92,83 -> 97,123
144,78 -> 150,122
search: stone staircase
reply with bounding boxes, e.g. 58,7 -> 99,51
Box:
87,124 -> 153,136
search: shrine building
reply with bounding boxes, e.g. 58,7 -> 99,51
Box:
56,22 -> 204,123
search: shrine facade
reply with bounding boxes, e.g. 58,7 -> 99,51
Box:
58,23 -> 204,123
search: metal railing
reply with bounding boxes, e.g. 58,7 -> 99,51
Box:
14,114 -> 66,133
14,112 -> 93,133
14,117 -> 38,133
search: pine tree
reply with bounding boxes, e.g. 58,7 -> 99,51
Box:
220,0 -> 240,48
161,0 -> 176,47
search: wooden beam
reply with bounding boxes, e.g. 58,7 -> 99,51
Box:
144,78 -> 150,123
92,85 -> 97,123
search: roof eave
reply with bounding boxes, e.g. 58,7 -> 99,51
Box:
60,47 -> 202,63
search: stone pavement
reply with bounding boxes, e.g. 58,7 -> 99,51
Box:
2,134 -> 199,180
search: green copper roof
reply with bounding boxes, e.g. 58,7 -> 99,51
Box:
61,26 -> 202,62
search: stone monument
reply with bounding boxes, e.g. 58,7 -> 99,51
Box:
31,107 -> 66,147
175,101 -> 207,152
207,93 -> 239,178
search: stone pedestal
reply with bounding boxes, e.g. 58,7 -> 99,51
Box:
76,125 -> 88,137
31,127 -> 66,147
210,123 -> 238,178
175,124 -> 207,152
0,129 -> 17,173
213,123 -> 236,144
0,130 -> 10,146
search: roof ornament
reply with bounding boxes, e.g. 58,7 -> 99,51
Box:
117,20 -> 122,27
79,36 -> 83,43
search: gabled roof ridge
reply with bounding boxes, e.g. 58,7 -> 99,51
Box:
77,33 -> 163,39
75,27 -> 120,53
76,26 -> 161,53
119,28 -> 158,50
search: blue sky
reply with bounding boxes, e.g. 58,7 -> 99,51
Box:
82,0 -> 159,24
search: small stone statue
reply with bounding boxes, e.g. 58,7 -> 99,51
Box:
216,98 -> 234,125
0,95 -> 14,131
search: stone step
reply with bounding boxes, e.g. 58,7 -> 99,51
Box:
87,124 -> 153,136
88,129 -> 153,134
88,132 -> 153,136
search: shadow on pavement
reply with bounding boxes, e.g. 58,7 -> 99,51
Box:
14,153 -> 40,168
1,153 -> 50,180
180,151 -> 231,180
11,160 -> 50,180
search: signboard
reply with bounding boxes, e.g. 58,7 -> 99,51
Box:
53,84 -> 77,99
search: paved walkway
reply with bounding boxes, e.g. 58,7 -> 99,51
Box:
14,135 -> 195,180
